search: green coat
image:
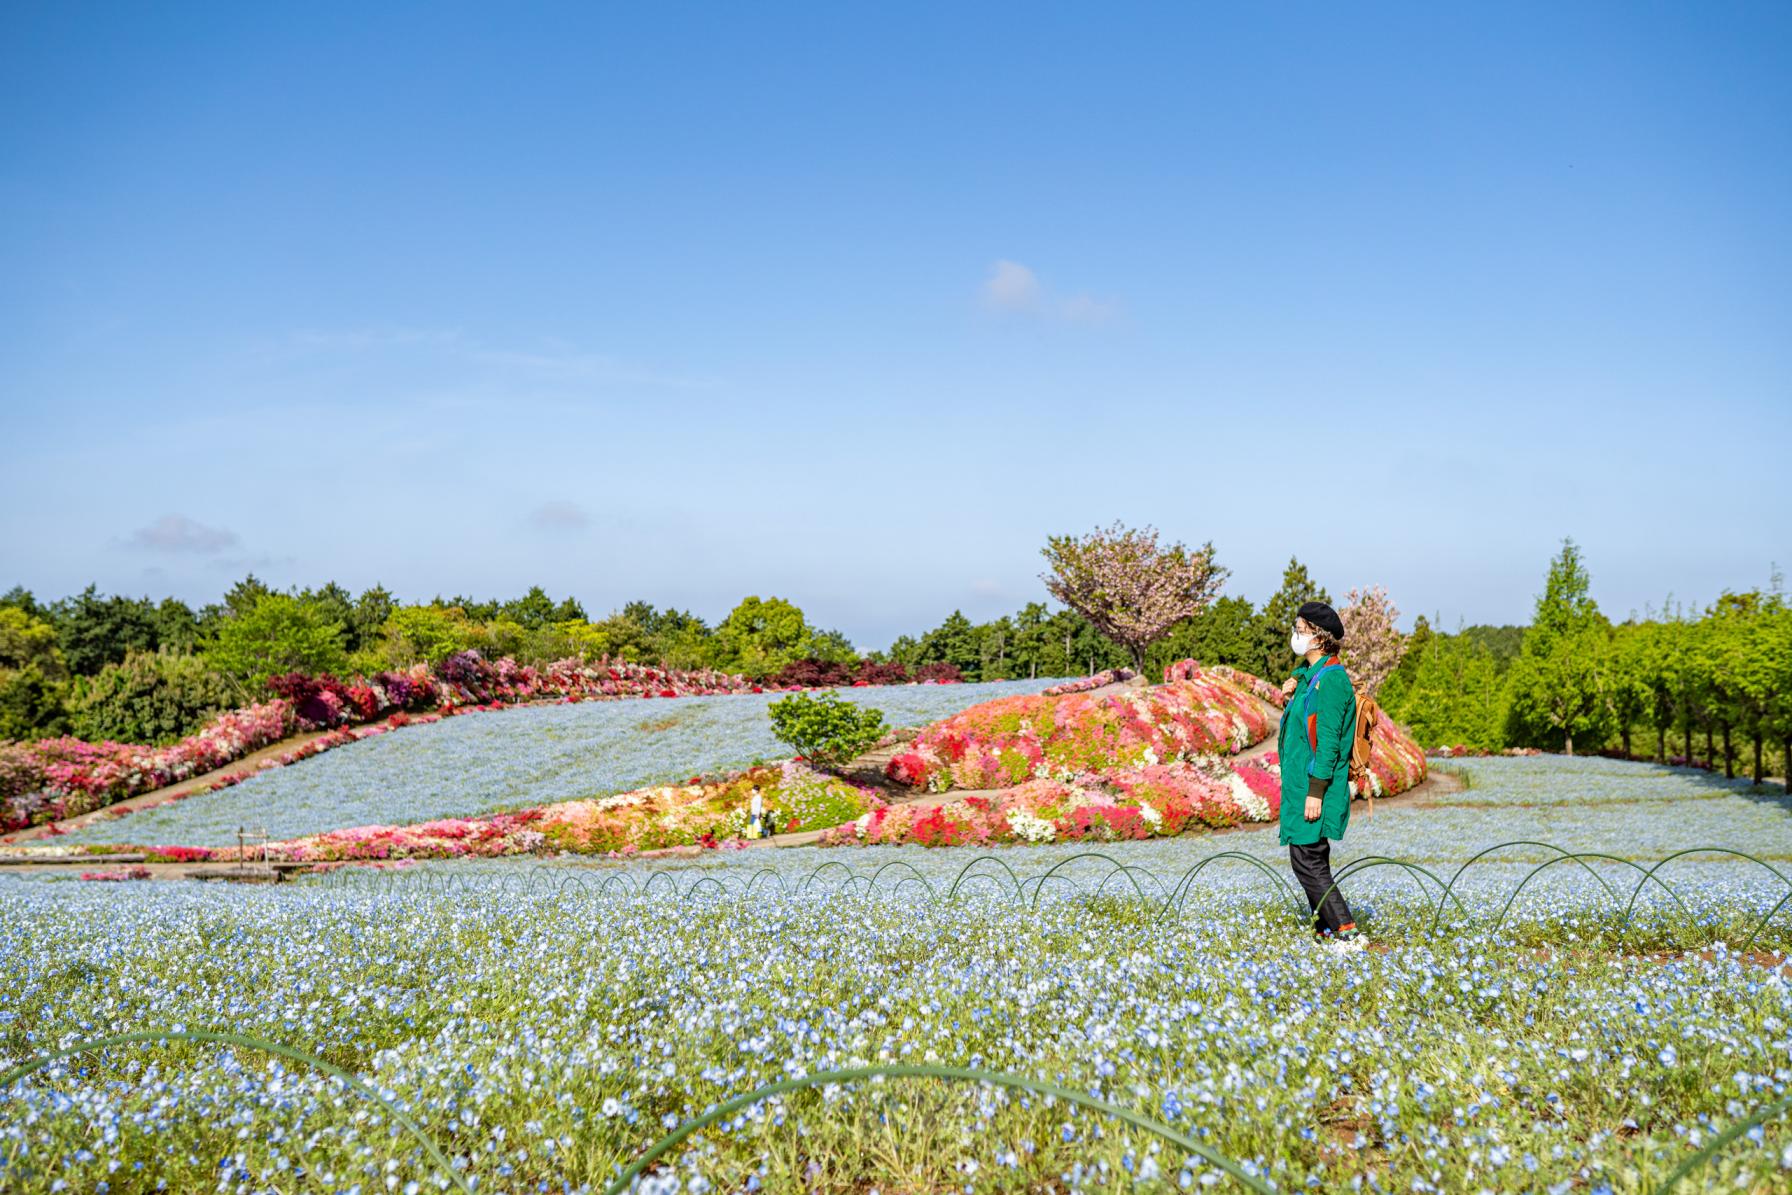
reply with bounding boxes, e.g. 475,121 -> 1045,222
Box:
1277,654 -> 1357,845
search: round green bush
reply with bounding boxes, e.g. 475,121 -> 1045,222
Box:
766,690 -> 886,771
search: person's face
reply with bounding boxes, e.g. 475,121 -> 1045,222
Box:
1293,616 -> 1313,639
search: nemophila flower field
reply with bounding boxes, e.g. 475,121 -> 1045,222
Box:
8,757 -> 1792,1194
54,679 -> 1062,849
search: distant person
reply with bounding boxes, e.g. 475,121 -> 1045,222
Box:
1277,601 -> 1364,952
748,787 -> 767,840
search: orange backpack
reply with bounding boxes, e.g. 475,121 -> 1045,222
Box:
1349,692 -> 1380,814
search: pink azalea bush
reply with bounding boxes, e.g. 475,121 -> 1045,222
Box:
888,664 -> 1272,794
3,701 -> 295,833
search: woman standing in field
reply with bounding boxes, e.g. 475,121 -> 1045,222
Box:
1277,601 -> 1365,952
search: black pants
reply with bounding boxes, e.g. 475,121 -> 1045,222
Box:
1289,841 -> 1354,935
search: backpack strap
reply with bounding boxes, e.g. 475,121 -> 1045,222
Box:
1301,656 -> 1348,760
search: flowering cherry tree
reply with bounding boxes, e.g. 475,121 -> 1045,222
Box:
1339,585 -> 1407,697
1039,522 -> 1227,673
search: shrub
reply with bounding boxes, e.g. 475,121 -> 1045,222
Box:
0,665 -> 69,740
767,690 -> 886,771
67,650 -> 234,746
266,672 -> 356,729
770,658 -> 855,688
855,659 -> 909,685
437,650 -> 499,699
914,662 -> 964,683
0,740 -> 46,800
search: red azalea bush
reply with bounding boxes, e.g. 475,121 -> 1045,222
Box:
267,673 -> 356,729
855,660 -> 910,685
770,658 -> 856,688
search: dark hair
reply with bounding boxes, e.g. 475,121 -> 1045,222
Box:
1294,615 -> 1341,657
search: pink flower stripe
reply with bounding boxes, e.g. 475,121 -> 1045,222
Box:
234,761 -> 884,863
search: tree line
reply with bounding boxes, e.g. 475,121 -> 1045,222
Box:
2,534 -> 1785,786
1384,541 -> 1792,785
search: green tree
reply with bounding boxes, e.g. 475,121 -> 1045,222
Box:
767,690 -> 886,771
912,611 -> 984,680
378,605 -> 479,666
1457,624 -> 1526,668
503,586 -> 559,630
153,598 -> 201,653
351,586 -> 396,652
1379,630 -> 1506,750
811,627 -> 859,665
1709,589 -> 1784,784
0,665 -> 69,740
50,585 -> 160,676
1145,595 -> 1261,679
1632,616 -> 1685,763
713,596 -> 813,677
1505,540 -> 1612,753
1605,622 -> 1655,759
1530,537 -> 1600,646
207,594 -> 348,686
0,606 -> 66,678
0,586 -> 46,619
1381,613 -> 1434,703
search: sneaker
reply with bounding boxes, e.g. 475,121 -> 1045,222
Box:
1323,930 -> 1368,955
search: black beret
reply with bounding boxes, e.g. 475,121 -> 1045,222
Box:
1298,600 -> 1345,642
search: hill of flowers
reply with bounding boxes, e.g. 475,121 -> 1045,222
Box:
0,652 -> 962,836
825,661 -> 1427,848
884,663 -> 1275,793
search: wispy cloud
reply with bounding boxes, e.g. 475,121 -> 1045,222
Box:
276,328 -> 714,391
980,260 -> 1119,324
529,500 -> 590,532
126,514 -> 239,554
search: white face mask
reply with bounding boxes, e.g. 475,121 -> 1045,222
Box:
1290,630 -> 1315,656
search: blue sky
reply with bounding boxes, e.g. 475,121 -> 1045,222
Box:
2,2 -> 1787,648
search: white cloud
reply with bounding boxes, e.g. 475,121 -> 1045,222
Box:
980,260 -> 1118,323
983,260 -> 1044,311
127,514 -> 239,554
529,500 -> 590,532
